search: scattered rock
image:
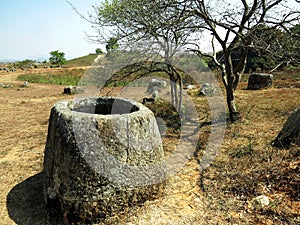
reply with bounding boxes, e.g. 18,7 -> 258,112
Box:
142,97 -> 155,104
152,89 -> 159,99
63,86 -> 84,95
249,195 -> 270,210
146,79 -> 167,95
186,84 -> 196,90
0,83 -> 13,88
63,86 -> 76,94
94,54 -> 104,64
21,81 -> 29,88
247,73 -> 273,90
272,107 -> 300,148
199,83 -> 214,96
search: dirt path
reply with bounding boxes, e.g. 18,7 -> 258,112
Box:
0,71 -> 23,83
0,74 -> 207,225
1,70 -> 299,224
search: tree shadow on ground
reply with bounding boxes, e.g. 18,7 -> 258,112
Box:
6,172 -> 51,225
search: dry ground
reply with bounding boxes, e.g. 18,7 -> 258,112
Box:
0,69 -> 299,224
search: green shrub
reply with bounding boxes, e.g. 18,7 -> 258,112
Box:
143,99 -> 181,133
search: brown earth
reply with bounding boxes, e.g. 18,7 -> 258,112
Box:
0,69 -> 299,224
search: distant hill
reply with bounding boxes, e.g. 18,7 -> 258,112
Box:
0,59 -> 17,63
0,54 -> 48,63
66,54 -> 101,67
0,54 -> 102,67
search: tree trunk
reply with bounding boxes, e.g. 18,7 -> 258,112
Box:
233,73 -> 241,91
166,64 -> 182,111
233,46 -> 249,90
169,75 -> 175,106
173,78 -> 179,109
178,77 -> 183,112
226,86 -> 240,121
223,53 -> 240,122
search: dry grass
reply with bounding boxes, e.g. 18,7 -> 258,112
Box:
0,69 -> 299,224
195,85 -> 300,224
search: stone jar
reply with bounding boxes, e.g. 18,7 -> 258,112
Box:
43,97 -> 165,224
247,73 -> 273,90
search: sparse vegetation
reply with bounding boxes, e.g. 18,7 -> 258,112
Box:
1,56 -> 300,224
17,69 -> 85,85
144,99 -> 181,134
49,50 -> 66,68
66,54 -> 99,67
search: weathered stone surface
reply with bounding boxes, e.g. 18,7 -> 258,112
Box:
43,97 -> 165,224
272,107 -> 300,149
247,73 -> 273,90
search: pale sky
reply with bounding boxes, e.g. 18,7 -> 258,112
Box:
1,0 -> 298,62
0,0 -> 103,61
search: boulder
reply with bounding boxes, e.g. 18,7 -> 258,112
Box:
272,107 -> 300,148
63,86 -> 84,95
146,78 -> 167,95
43,97 -> 165,224
63,86 -> 76,94
248,195 -> 270,210
247,73 -> 273,90
21,81 -> 29,88
186,84 -> 196,90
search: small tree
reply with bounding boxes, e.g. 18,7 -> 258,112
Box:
93,0 -> 200,110
106,37 -> 119,54
49,50 -> 66,67
187,0 -> 300,121
95,48 -> 103,54
68,0 -> 299,120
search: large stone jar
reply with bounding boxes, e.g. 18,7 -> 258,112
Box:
43,97 -> 165,224
247,73 -> 273,90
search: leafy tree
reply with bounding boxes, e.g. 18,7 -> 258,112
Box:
85,0 -> 299,120
105,37 -> 119,54
49,50 -> 66,67
95,48 -> 103,54
219,24 -> 300,73
94,0 -> 201,110
285,24 -> 300,67
186,0 -> 299,121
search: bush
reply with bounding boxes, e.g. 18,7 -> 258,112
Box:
143,99 -> 181,133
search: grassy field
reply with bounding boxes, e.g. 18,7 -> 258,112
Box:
17,68 -> 85,86
0,66 -> 299,224
65,54 -> 100,67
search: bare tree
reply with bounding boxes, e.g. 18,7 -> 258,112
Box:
89,0 -> 202,110
187,0 -> 300,121
68,0 -> 299,120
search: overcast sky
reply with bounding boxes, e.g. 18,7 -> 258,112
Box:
0,0 -> 103,61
